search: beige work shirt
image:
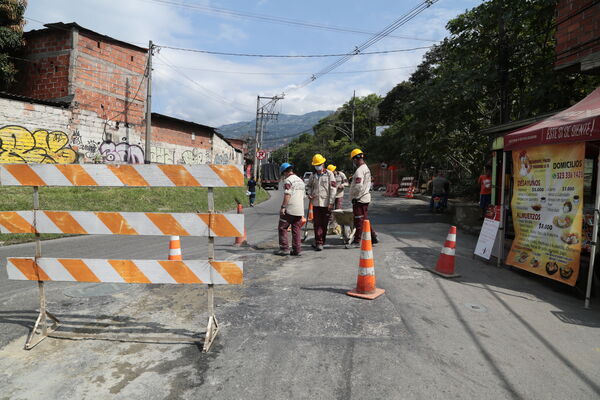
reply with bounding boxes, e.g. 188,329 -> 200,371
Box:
283,174 -> 305,216
307,169 -> 336,207
350,164 -> 372,204
335,171 -> 349,199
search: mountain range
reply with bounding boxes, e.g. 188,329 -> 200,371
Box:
217,110 -> 333,148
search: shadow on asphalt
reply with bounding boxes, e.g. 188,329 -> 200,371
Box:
0,310 -> 204,342
299,286 -> 349,295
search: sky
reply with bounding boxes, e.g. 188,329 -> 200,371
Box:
24,0 -> 482,127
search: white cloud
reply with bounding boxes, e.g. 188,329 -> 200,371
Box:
24,0 -> 477,127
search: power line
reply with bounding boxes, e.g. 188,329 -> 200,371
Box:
157,45 -> 432,58
296,0 -> 439,89
154,53 -> 252,114
134,0 -> 439,42
152,64 -> 419,75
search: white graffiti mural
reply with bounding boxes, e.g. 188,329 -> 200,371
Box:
181,148 -> 211,165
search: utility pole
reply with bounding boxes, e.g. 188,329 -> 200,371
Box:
144,40 -> 154,164
253,94 -> 284,180
351,90 -> 355,143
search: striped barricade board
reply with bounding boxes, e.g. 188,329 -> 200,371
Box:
0,164 -> 244,187
7,258 -> 243,285
0,211 -> 244,237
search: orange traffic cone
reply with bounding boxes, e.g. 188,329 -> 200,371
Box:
347,219 -> 385,300
307,202 -> 314,222
429,226 -> 460,278
168,236 -> 182,260
235,203 -> 247,246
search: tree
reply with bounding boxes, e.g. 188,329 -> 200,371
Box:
376,0 -> 600,195
0,0 -> 26,89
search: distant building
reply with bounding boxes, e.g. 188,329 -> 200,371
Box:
1,22 -> 240,165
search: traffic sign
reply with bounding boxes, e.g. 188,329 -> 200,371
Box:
257,150 -> 266,160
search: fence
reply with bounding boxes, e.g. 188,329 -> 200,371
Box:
0,164 -> 244,351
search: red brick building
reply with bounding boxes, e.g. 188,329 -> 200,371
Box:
555,1 -> 600,74
4,22 -> 240,165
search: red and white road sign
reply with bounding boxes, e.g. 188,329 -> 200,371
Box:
257,150 -> 266,160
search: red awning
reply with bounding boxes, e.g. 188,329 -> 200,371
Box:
504,87 -> 600,150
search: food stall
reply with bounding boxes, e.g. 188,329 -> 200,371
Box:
500,87 -> 600,308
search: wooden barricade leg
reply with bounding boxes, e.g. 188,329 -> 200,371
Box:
25,187 -> 60,350
203,187 -> 219,352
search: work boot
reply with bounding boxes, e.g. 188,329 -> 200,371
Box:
311,243 -> 323,251
290,250 -> 301,256
349,242 -> 360,248
273,249 -> 290,256
372,236 -> 379,244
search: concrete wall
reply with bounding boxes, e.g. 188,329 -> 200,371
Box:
213,134 -> 243,165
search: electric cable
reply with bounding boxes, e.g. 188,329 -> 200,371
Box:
157,45 -> 432,58
134,0 -> 439,42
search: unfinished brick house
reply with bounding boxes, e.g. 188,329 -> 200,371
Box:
555,0 -> 600,74
2,22 -> 241,164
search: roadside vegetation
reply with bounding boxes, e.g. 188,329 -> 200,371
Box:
0,185 -> 268,244
272,0 -> 600,199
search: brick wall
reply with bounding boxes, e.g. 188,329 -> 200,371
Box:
5,24 -> 242,166
151,117 -> 212,164
555,0 -> 600,69
14,29 -> 71,100
73,32 -> 147,137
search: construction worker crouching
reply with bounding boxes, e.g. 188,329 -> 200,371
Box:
306,154 -> 336,251
349,148 -> 379,247
275,163 -> 305,256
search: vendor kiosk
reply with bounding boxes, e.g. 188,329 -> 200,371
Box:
500,87 -> 600,308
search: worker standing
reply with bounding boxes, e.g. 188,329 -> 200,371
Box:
306,154 -> 336,251
349,148 -> 379,246
327,164 -> 349,210
275,163 -> 305,256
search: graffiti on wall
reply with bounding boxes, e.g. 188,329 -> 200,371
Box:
0,125 -> 78,164
181,148 -> 210,165
213,152 -> 231,165
151,146 -> 175,164
99,139 -> 144,164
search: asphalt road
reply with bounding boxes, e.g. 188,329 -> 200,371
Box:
1,188 -> 600,399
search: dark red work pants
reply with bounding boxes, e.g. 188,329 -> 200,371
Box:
278,213 -> 303,253
352,202 -> 377,243
313,206 -> 331,246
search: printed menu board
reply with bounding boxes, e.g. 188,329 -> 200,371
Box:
506,143 -> 584,286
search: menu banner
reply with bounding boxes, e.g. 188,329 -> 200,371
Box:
507,143 -> 584,286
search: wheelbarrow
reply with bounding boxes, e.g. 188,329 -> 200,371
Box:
332,208 -> 356,248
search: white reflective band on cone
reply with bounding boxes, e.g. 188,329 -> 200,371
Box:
360,250 -> 373,260
441,247 -> 455,256
361,232 -> 371,241
446,234 -> 456,242
358,267 -> 375,276
170,249 -> 182,255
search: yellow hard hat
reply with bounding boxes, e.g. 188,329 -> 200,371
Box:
327,164 -> 336,172
350,148 -> 364,159
312,153 -> 326,166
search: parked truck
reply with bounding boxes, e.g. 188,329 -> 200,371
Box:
260,163 -> 280,190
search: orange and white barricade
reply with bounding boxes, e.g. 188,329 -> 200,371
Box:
0,163 -> 245,351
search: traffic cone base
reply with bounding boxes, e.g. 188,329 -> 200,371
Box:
428,268 -> 461,279
347,287 -> 385,300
